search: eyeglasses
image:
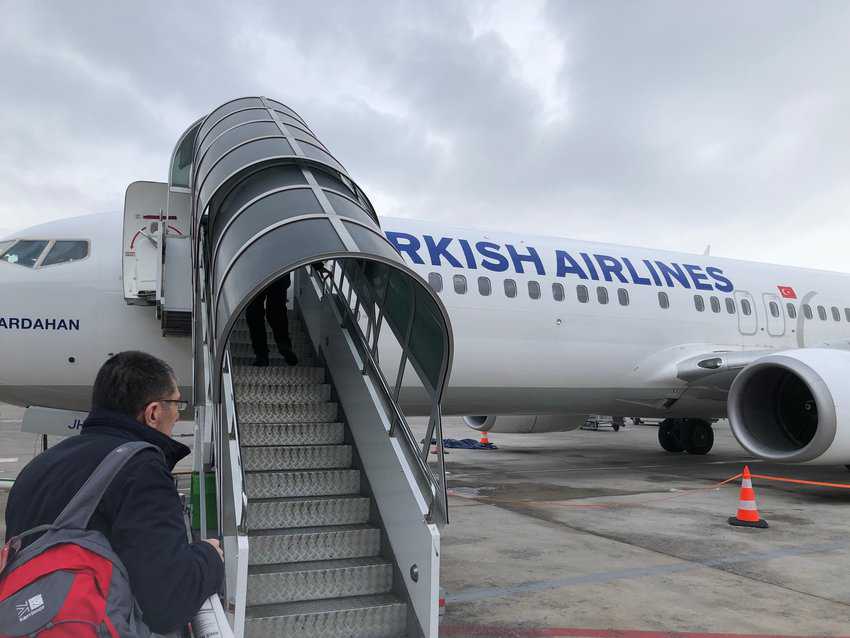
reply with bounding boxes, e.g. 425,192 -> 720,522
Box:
158,399 -> 189,411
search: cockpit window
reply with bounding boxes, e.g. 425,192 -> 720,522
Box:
0,240 -> 49,268
41,240 -> 89,267
0,240 -> 13,256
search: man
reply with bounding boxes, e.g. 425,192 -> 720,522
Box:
246,273 -> 298,367
4,351 -> 224,634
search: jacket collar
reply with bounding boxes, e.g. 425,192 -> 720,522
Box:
81,408 -> 190,471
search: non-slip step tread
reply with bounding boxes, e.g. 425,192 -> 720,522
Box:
248,495 -> 371,529
239,422 -> 344,447
249,556 -> 390,575
244,593 -> 407,638
248,523 -> 378,537
245,469 -> 360,498
246,558 -> 394,606
242,444 -> 352,471
238,402 -> 338,424
233,366 -> 325,384
248,525 -> 382,565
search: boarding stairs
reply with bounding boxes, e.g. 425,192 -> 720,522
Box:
128,96 -> 454,637
227,313 -> 408,636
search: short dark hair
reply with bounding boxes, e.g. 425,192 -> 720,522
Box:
92,351 -> 177,417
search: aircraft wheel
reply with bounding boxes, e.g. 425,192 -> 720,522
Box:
658,419 -> 686,453
685,419 -> 714,455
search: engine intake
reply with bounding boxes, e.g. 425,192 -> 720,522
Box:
728,348 -> 850,464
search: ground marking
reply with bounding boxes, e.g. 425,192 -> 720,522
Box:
446,540 -> 847,604
0,458 -> 19,464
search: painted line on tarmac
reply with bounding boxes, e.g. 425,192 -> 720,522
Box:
0,419 -> 22,423
446,540 -> 847,604
440,625 -> 850,638
0,458 -> 19,463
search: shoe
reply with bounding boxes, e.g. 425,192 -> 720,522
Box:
252,356 -> 269,367
281,349 -> 298,366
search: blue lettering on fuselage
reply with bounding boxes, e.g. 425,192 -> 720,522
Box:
0,317 -> 80,331
384,230 -> 736,293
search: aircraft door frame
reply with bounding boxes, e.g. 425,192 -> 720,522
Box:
734,290 -> 757,335
762,292 -> 785,336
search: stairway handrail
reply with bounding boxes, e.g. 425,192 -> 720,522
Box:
310,261 -> 448,525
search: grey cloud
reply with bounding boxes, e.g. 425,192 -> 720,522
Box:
0,0 -> 848,271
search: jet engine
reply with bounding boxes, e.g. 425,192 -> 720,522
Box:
728,348 -> 850,464
463,414 -> 587,434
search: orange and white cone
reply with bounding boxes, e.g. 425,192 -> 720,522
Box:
479,431 -> 491,446
728,465 -> 769,528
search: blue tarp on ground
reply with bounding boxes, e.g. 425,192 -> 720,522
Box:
441,438 -> 498,450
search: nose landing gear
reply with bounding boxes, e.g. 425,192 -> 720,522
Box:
658,418 -> 714,455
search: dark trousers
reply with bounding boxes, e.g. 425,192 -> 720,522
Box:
246,275 -> 292,358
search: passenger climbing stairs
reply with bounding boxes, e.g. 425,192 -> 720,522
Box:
228,314 -> 409,638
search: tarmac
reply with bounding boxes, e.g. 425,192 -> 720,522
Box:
2,405 -> 850,636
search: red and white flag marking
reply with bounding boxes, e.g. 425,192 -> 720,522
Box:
777,285 -> 797,299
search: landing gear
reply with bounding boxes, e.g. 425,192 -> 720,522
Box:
658,418 -> 714,455
658,419 -> 685,452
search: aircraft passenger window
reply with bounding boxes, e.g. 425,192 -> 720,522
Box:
428,272 -> 443,293
817,305 -> 827,321
618,288 -> 629,306
832,306 -> 841,322
803,304 -> 813,319
528,281 -> 541,300
41,240 -> 89,267
552,283 -> 565,302
596,286 -> 609,305
694,295 -> 705,312
725,298 -> 736,314
504,279 -> 517,298
576,285 -> 589,303
658,291 -> 669,309
453,274 -> 467,295
0,240 -> 49,268
769,301 -> 780,318
787,303 -> 797,319
845,308 -> 850,322
478,276 -> 492,296
741,299 -> 752,316
710,296 -> 721,313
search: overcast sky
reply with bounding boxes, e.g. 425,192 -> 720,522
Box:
1,1 -> 848,271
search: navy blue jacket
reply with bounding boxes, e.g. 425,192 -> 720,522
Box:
4,409 -> 224,633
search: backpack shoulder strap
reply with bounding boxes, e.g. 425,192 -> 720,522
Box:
52,441 -> 162,531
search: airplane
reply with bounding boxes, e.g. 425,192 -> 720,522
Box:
2,210 -> 850,465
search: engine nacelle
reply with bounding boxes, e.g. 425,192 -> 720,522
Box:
463,414 -> 587,434
728,348 -> 850,464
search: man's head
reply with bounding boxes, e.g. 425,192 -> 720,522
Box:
91,351 -> 183,436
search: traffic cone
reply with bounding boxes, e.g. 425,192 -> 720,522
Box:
728,466 -> 769,528
479,431 -> 491,446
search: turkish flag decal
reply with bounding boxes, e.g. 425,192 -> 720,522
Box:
778,285 -> 797,299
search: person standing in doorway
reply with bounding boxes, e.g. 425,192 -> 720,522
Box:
246,273 -> 298,367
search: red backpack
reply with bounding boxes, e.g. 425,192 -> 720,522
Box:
0,442 -> 157,637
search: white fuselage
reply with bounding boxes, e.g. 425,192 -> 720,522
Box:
2,213 -> 849,419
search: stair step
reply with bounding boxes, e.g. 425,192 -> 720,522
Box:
233,365 -> 325,385
244,594 -> 407,638
249,495 -> 371,529
229,330 -> 310,346
246,469 -> 360,499
235,383 -> 331,404
240,422 -> 344,447
243,445 -> 352,471
246,557 -> 394,606
248,525 -> 381,565
237,402 -> 338,424
229,340 -> 314,359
